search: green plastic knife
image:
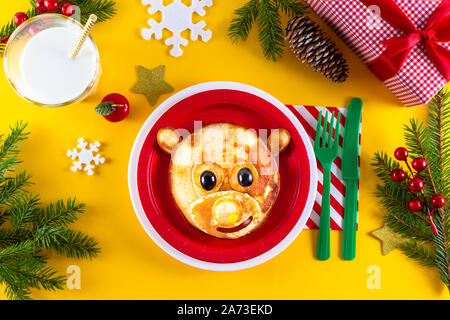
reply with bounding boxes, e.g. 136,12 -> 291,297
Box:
342,98 -> 363,261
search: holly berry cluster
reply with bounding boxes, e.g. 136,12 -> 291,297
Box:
390,147 -> 445,236
1,1 -> 76,43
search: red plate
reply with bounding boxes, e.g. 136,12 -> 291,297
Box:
129,82 -> 317,271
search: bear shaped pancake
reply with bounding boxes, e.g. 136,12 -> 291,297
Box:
157,123 -> 290,239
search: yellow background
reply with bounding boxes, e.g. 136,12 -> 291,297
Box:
0,0 -> 448,300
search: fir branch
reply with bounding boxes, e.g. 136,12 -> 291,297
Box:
33,198 -> 85,229
9,193 -> 40,230
0,229 -> 31,249
257,0 -> 285,61
372,151 -> 408,183
71,0 -> 117,24
401,241 -> 436,268
0,171 -> 32,208
376,183 -> 429,224
427,89 -> 450,199
372,89 -> 450,292
434,209 -> 450,289
0,241 -> 63,300
0,123 -> 100,299
384,208 -> 434,242
46,229 -> 100,260
0,122 -> 29,176
275,0 -> 308,16
228,0 -> 308,61
228,0 -> 259,43
404,119 -> 437,195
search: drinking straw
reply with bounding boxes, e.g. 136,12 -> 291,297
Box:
70,14 -> 97,59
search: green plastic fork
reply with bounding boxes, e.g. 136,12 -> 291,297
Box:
314,110 -> 341,261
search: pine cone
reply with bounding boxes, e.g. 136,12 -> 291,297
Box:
285,15 -> 349,83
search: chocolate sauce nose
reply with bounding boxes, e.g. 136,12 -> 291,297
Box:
238,168 -> 253,187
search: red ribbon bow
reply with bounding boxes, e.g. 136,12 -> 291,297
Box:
360,0 -> 450,81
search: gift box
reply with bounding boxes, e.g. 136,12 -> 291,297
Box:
304,0 -> 450,106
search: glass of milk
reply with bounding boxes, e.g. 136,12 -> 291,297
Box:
3,14 -> 101,108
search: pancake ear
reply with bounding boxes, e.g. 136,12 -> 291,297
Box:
157,127 -> 181,153
268,128 -> 290,156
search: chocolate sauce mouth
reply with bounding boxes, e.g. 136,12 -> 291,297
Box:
217,216 -> 253,233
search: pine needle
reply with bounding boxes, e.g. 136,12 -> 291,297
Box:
0,123 -> 100,299
228,0 -> 259,43
227,0 -> 308,61
372,89 -> 450,292
257,0 -> 285,61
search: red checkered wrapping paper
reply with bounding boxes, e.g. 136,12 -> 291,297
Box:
286,105 -> 361,230
304,0 -> 450,107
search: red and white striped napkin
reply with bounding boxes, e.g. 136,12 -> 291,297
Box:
286,105 -> 361,231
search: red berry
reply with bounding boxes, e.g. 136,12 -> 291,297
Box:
412,157 -> 427,172
408,199 -> 423,212
430,194 -> 445,209
35,0 -> 46,12
391,168 -> 406,182
101,93 -> 130,122
14,12 -> 29,26
409,177 -> 424,192
61,2 -> 75,16
44,0 -> 59,11
0,36 -> 10,44
394,147 -> 409,161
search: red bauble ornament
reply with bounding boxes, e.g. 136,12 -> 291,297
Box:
412,157 -> 427,172
391,168 -> 406,182
430,194 -> 446,209
35,0 -> 46,12
394,147 -> 409,161
14,12 -> 29,26
44,0 -> 59,11
409,177 -> 424,192
408,199 -> 423,212
61,2 -> 75,16
101,93 -> 130,122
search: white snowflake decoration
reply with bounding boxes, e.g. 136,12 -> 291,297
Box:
67,138 -> 105,176
141,0 -> 213,57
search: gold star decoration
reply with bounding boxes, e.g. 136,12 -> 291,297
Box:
131,65 -> 174,106
371,224 -> 406,255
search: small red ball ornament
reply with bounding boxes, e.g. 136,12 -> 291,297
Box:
394,147 -> 409,161
99,93 -> 130,122
44,0 -> 59,11
408,199 -> 423,212
391,168 -> 406,182
412,157 -> 427,172
61,2 -> 75,16
430,194 -> 446,209
409,177 -> 424,192
35,0 -> 46,12
14,12 -> 29,26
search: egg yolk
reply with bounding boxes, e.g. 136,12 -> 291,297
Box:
212,198 -> 242,226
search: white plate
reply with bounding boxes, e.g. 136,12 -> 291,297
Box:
128,81 -> 317,271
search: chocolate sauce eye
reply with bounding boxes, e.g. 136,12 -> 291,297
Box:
237,168 -> 253,187
200,171 -> 217,191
